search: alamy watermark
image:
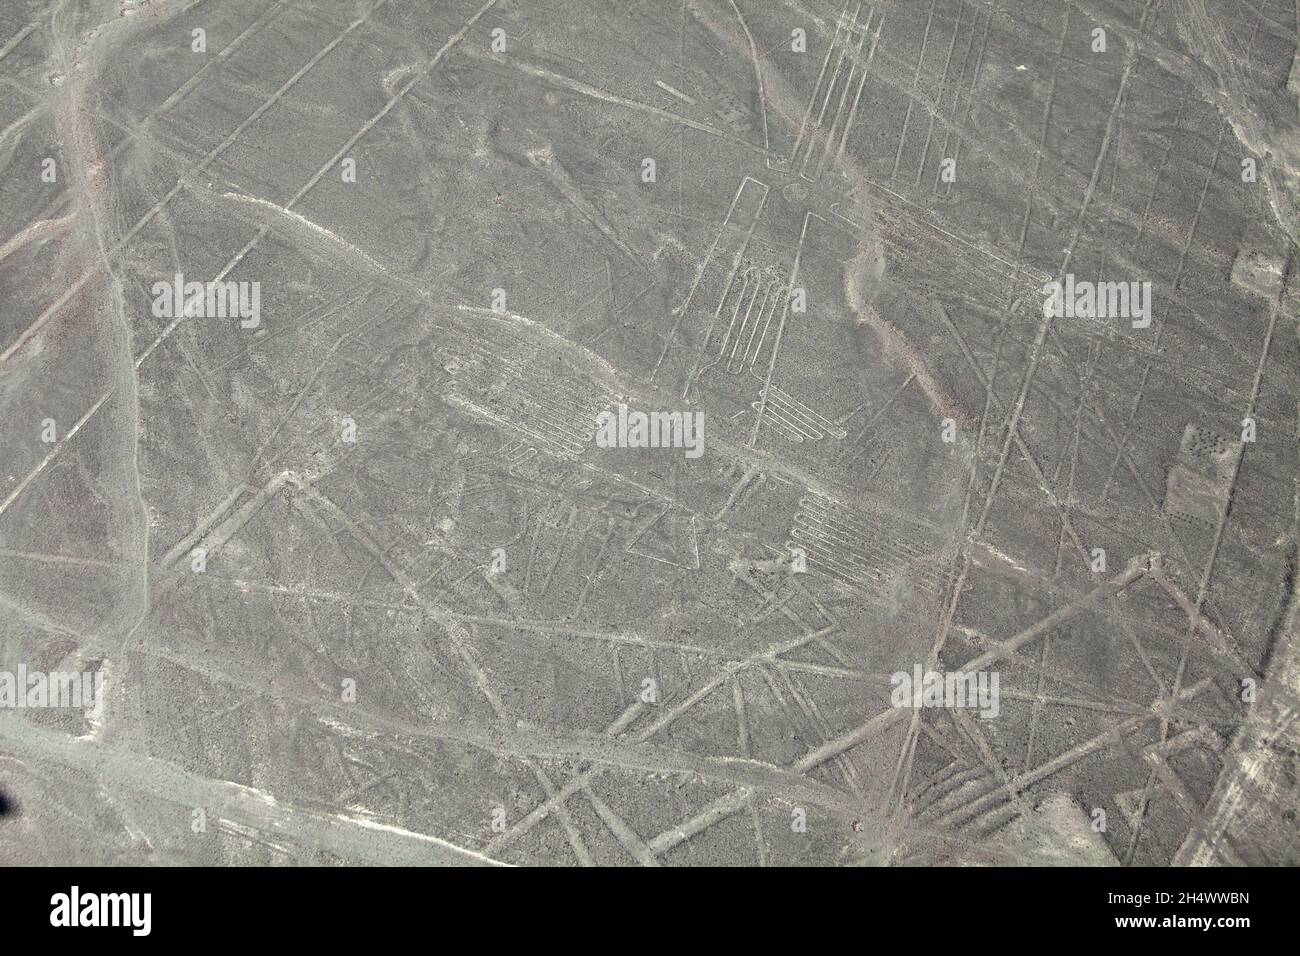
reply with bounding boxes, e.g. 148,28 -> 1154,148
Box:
50,887 -> 151,936
1041,274 -> 1152,328
151,272 -> 260,328
595,403 -> 704,459
890,665 -> 1000,719
0,665 -> 104,713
